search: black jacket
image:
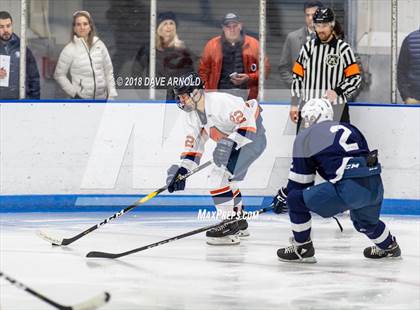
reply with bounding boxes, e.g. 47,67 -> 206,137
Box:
132,45 -> 195,99
397,29 -> 420,101
0,33 -> 40,99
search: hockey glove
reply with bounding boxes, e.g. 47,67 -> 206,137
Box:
272,187 -> 288,214
213,138 -> 237,168
166,165 -> 189,193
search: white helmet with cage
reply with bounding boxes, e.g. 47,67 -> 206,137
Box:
301,98 -> 334,128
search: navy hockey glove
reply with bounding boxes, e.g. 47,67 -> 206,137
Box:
213,138 -> 237,168
272,187 -> 288,214
166,165 -> 188,193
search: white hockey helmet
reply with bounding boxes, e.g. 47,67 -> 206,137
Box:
301,98 -> 334,128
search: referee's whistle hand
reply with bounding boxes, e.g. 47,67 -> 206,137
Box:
324,90 -> 338,103
289,106 -> 299,123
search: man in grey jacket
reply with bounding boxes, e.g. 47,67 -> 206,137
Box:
278,1 -> 323,88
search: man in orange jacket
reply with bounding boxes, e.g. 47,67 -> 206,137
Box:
199,13 -> 270,100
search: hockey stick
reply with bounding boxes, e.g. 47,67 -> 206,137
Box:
333,216 -> 344,232
37,160 -> 213,246
86,206 -> 274,259
0,271 -> 110,310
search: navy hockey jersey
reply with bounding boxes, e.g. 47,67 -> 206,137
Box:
287,121 -> 371,192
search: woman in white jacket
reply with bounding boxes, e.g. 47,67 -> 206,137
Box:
54,10 -> 117,99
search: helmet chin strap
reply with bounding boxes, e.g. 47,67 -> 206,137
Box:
191,89 -> 204,111
304,113 -> 322,128
181,89 -> 203,112
191,90 -> 207,124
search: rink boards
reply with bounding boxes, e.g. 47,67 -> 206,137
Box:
0,101 -> 419,214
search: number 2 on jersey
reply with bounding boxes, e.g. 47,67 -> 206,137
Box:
185,135 -> 195,148
330,125 -> 359,152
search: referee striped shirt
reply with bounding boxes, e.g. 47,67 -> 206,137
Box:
291,36 -> 361,106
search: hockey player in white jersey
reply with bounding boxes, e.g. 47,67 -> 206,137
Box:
165,72 -> 267,245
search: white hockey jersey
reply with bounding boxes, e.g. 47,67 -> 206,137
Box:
180,92 -> 261,170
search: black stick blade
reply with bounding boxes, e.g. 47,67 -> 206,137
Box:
86,251 -> 120,259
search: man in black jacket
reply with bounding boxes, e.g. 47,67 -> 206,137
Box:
0,11 -> 40,99
397,28 -> 420,104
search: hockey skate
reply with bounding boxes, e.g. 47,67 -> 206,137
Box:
363,237 -> 401,259
206,220 -> 240,245
237,219 -> 250,237
277,237 -> 317,263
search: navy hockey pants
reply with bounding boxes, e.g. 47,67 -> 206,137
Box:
287,175 -> 394,249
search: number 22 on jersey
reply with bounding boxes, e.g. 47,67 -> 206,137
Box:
229,111 -> 246,124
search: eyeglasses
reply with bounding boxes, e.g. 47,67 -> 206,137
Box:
73,10 -> 91,18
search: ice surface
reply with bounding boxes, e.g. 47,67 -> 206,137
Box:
1,212 -> 419,310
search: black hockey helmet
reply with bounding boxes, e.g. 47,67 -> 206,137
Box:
173,72 -> 203,97
313,7 -> 335,23
173,72 -> 204,111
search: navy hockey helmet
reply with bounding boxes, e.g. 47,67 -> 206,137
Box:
173,72 -> 204,111
313,7 -> 335,24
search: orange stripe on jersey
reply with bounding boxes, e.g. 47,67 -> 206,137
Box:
344,63 -> 361,77
292,62 -> 304,77
233,189 -> 240,198
210,186 -> 231,195
181,152 -> 202,157
238,126 -> 257,133
209,126 -> 228,142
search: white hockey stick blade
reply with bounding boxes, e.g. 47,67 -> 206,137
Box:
36,230 -> 64,246
72,292 -> 111,310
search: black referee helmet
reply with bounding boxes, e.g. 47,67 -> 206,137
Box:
313,7 -> 335,23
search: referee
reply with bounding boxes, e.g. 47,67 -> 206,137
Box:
289,7 -> 361,131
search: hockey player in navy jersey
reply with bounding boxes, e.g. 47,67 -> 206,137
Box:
272,98 -> 401,262
165,72 -> 266,245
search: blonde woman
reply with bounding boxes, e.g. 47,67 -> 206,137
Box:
132,11 -> 195,99
54,11 -> 117,99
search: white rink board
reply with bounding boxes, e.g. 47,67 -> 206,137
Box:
0,102 -> 419,199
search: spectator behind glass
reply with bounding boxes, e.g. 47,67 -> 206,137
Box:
279,1 -> 323,89
199,13 -> 270,100
397,28 -> 420,104
54,11 -> 117,99
0,11 -> 40,99
132,11 -> 195,100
